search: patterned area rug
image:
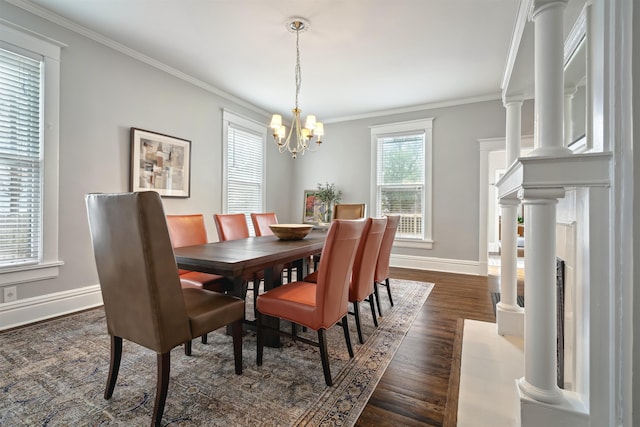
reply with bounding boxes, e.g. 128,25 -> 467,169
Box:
0,280 -> 433,426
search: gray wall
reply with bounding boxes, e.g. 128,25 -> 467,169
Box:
633,0 -> 639,423
1,2 -> 292,301
291,100 -> 534,262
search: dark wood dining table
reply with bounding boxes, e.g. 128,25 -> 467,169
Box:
173,230 -> 327,346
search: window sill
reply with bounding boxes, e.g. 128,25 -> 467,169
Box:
0,261 -> 64,286
394,239 -> 434,250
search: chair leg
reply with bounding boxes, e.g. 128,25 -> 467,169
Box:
317,329 -> 333,386
184,340 -> 192,356
353,301 -> 364,344
201,334 -> 208,344
368,294 -> 379,327
104,335 -> 122,399
232,320 -> 243,375
373,281 -> 383,316
385,278 -> 394,306
341,315 -> 354,358
256,313 -> 264,366
291,322 -> 298,341
152,352 -> 171,427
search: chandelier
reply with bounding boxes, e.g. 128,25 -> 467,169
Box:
270,18 -> 323,159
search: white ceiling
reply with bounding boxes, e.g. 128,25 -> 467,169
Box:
23,0 -> 521,121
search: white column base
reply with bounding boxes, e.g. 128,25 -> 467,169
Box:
496,303 -> 524,336
517,379 -> 589,427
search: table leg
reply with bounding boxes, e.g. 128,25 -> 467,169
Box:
261,266 -> 282,348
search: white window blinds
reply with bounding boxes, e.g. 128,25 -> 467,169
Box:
0,46 -> 42,267
223,111 -> 266,234
376,132 -> 425,240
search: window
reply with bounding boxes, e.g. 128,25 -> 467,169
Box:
370,118 -> 433,248
222,110 -> 266,235
0,22 -> 62,285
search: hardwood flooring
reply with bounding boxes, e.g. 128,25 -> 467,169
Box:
355,268 -> 498,426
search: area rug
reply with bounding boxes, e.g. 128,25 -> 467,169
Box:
0,280 -> 433,426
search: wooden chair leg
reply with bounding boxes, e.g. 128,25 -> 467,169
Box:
341,315 -> 354,358
201,334 -> 208,344
184,340 -> 192,356
232,320 -> 243,375
317,329 -> 332,386
256,313 -> 264,366
368,294 -> 379,327
291,322 -> 298,341
373,281 -> 383,316
152,352 -> 171,427
385,278 -> 394,306
353,301 -> 364,344
104,335 -> 122,399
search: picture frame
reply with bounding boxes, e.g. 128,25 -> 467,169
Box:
130,128 -> 191,198
303,189 -> 327,224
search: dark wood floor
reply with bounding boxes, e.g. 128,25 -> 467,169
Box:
355,267 -> 498,426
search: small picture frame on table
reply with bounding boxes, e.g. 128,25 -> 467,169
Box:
130,128 -> 191,198
303,189 -> 327,224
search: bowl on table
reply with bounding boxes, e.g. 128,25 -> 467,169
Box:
269,224 -> 313,240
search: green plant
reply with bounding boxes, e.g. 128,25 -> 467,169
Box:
315,182 -> 342,222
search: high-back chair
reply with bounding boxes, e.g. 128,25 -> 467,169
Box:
213,213 -> 262,316
251,212 -> 277,236
333,203 -> 366,220
256,219 -> 365,386
86,192 -> 244,427
373,214 -> 401,316
214,213 -> 250,241
166,214 -> 232,292
304,217 -> 387,344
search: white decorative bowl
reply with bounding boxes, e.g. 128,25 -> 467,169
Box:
269,224 -> 313,240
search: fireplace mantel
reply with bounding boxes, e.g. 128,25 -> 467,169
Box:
495,152 -> 612,200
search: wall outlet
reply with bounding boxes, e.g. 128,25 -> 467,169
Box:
3,286 -> 17,303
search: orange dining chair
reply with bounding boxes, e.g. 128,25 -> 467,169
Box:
166,214 -> 234,347
333,203 -> 366,220
214,213 -> 263,317
373,215 -> 401,316
250,212 -> 277,236
85,192 -> 244,427
305,217 -> 386,344
256,219 -> 364,386
313,203 -> 366,270
251,212 -> 294,282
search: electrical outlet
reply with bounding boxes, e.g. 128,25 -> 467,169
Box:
3,286 -> 17,303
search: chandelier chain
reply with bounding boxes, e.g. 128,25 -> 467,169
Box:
295,26 -> 301,111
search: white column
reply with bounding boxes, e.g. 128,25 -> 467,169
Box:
497,99 -> 524,336
505,99 -> 523,164
531,0 -> 572,157
564,86 -> 577,146
517,188 -> 565,404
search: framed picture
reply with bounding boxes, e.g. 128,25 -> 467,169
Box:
130,128 -> 191,198
303,189 -> 327,224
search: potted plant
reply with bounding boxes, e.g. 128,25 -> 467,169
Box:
315,182 -> 342,223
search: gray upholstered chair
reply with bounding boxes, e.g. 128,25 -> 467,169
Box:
85,192 -> 244,427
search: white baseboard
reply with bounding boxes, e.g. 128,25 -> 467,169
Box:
0,284 -> 103,331
390,254 -> 483,276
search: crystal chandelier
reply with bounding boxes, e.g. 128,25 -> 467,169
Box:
270,18 -> 323,159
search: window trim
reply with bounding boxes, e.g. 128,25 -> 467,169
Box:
0,21 -> 64,285
370,118 -> 434,249
221,110 -> 267,226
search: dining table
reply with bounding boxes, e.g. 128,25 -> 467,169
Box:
173,229 -> 327,347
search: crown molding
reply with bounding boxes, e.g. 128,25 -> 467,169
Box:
6,0 -> 271,118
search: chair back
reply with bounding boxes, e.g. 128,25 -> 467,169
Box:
251,212 -> 277,236
374,214 -> 401,283
166,214 -> 208,247
214,213 -> 250,241
333,203 -> 366,220
85,192 -> 191,354
350,217 -> 387,301
314,219 -> 365,328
